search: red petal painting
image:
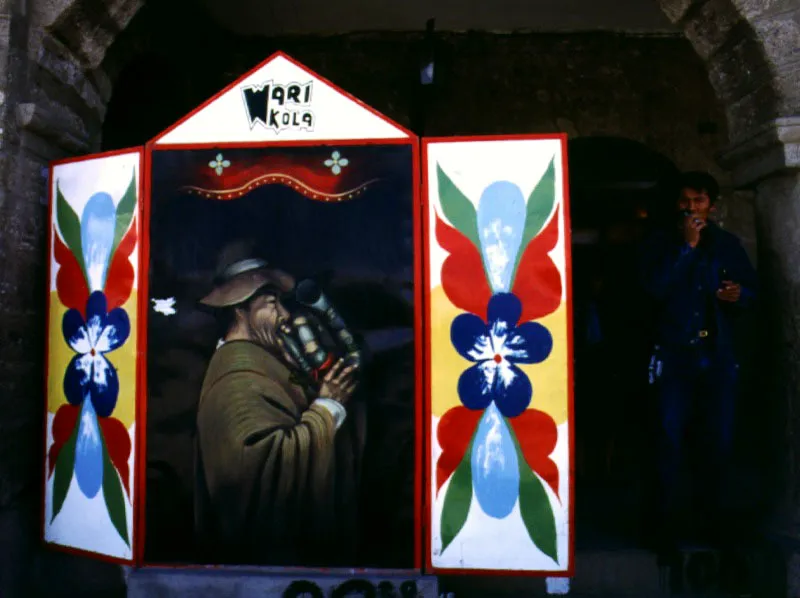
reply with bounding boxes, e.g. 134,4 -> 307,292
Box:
48,404 -> 80,477
512,206 -> 563,323
435,213 -> 492,320
53,233 -> 89,316
105,215 -> 137,311
509,409 -> 560,498
436,406 -> 482,494
99,416 -> 132,497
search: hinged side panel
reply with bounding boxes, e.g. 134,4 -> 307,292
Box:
43,148 -> 144,563
423,135 -> 574,576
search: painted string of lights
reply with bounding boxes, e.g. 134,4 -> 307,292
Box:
182,150 -> 376,203
47,172 -> 138,547
434,159 -> 563,562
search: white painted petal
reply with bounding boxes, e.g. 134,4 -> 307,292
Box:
332,164 -> 341,175
467,333 -> 495,361
490,320 -> 510,355
478,360 -> 498,395
324,159 -> 335,167
84,314 -> 104,348
68,327 -> 92,354
91,354 -> 111,390
94,323 -> 121,353
497,361 -> 517,389
338,158 -> 349,167
76,353 -> 94,386
501,331 -> 529,361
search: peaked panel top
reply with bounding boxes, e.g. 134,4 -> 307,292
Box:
152,52 -> 412,146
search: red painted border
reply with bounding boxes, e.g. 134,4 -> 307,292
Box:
562,134 -> 576,581
150,138 -> 412,151
134,564 -> 422,576
41,146 -> 145,566
420,133 -> 575,578
411,138 -> 424,571
134,143 -> 154,563
138,136 -> 422,571
149,51 -> 414,147
48,146 -> 144,167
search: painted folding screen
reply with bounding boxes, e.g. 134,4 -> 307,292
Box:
143,52 -> 421,569
424,136 -> 573,574
44,149 -> 143,562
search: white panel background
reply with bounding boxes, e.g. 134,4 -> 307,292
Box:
44,416 -> 136,560
156,54 -> 409,145
45,152 -> 140,561
49,153 -> 141,293
426,138 -> 571,572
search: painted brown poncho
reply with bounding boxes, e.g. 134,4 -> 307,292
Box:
194,340 -> 364,565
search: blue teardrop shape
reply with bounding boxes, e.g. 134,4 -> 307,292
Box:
74,398 -> 104,498
81,192 -> 117,292
471,401 -> 520,519
476,181 -> 526,293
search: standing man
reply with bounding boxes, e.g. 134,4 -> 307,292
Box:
194,258 -> 365,566
639,172 -> 756,555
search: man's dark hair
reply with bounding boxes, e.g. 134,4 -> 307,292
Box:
677,171 -> 720,203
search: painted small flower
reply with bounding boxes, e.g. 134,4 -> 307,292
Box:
208,153 -> 231,175
62,291 -> 130,418
451,293 -> 552,418
324,150 -> 349,175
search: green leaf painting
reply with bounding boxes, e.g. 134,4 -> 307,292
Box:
111,169 -> 137,258
509,423 -> 559,563
101,431 -> 130,547
51,422 -> 78,523
436,164 -> 481,249
55,183 -> 87,282
440,440 -> 474,553
510,158 -> 556,284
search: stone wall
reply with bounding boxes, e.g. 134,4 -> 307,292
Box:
101,5 -> 758,253
0,0 -> 794,594
0,2 -> 140,596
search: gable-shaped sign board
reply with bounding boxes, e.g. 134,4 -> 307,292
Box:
43,52 -> 573,577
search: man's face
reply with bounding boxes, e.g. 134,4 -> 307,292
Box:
678,187 -> 713,222
244,291 -> 291,354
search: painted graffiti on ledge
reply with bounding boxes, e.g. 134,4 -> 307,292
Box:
282,578 -> 420,597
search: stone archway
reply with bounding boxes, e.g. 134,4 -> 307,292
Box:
661,3 -> 800,591
0,0 -> 798,593
660,0 -> 800,543
659,0 -> 790,144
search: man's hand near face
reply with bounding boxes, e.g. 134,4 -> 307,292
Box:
683,213 -> 706,248
319,358 -> 358,408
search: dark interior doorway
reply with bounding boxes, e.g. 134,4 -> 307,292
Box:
568,136 -> 679,549
568,137 -> 771,551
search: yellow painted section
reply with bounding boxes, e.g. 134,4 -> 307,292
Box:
429,285 -> 570,425
46,290 -> 139,429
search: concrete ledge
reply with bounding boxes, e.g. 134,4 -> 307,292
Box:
127,567 -> 438,598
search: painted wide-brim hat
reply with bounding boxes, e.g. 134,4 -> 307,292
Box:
199,258 -> 295,308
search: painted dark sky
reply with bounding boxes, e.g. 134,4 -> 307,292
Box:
144,144 -> 417,567
148,144 -> 414,296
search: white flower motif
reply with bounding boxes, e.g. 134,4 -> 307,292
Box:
208,153 -> 231,176
467,319 -> 529,395
324,151 -> 349,175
